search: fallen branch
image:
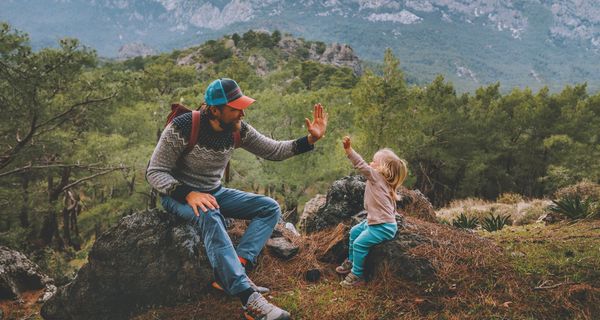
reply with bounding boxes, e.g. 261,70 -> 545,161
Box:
533,280 -> 574,291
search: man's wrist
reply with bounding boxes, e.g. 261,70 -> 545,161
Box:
307,134 -> 318,145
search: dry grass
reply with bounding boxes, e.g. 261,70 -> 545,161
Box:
135,216 -> 600,319
437,197 -> 552,227
10,216 -> 598,320
0,289 -> 44,320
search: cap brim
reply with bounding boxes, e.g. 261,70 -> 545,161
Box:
227,95 -> 255,110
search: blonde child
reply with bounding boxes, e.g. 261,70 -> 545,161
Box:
336,136 -> 408,286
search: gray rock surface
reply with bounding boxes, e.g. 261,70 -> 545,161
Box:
298,193 -> 326,231
41,209 -> 212,320
266,237 -> 299,260
0,246 -> 56,302
303,175 -> 367,234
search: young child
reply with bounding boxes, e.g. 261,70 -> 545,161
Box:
336,136 -> 408,286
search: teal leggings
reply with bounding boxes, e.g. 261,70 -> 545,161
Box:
348,220 -> 398,277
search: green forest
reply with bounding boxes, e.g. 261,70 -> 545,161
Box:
1,22 -> 599,289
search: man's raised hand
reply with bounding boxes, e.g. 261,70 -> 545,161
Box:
305,103 -> 328,144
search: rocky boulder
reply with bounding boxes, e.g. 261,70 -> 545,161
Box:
298,194 -> 326,231
303,175 -> 367,233
396,187 -> 438,222
318,43 -> 362,75
41,209 -> 212,320
364,226 -> 435,281
0,246 -> 56,302
304,175 -> 436,281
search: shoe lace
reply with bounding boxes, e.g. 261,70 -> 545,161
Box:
247,294 -> 274,316
344,273 -> 358,283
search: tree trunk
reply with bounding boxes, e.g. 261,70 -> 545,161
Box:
128,174 -> 135,196
19,173 -> 30,228
41,167 -> 71,248
148,188 -> 157,210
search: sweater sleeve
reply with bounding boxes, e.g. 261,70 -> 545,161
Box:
146,123 -> 192,201
240,122 -> 314,160
347,149 -> 377,181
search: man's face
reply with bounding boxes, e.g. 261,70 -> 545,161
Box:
214,105 -> 245,131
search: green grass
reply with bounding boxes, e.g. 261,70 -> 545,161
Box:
482,221 -> 600,284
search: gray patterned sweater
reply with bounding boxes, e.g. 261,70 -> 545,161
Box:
146,111 -> 314,202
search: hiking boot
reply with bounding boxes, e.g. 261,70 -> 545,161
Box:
211,278 -> 270,294
243,292 -> 290,320
335,259 -> 352,275
340,272 -> 365,287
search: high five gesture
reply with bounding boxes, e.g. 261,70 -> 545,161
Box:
305,103 -> 328,144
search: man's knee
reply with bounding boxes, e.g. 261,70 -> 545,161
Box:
259,197 -> 281,220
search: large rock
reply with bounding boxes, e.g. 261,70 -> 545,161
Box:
304,175 -> 436,281
396,187 -> 438,223
41,209 -> 212,320
364,228 -> 435,281
303,175 -> 367,233
0,246 -> 56,302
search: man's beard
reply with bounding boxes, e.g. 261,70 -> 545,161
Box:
219,119 -> 241,132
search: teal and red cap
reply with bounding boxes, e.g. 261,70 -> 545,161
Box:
204,78 -> 255,110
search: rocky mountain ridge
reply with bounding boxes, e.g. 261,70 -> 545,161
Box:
1,0 -> 599,92
88,0 -> 600,49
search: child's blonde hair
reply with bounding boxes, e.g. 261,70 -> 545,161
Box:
373,148 -> 408,201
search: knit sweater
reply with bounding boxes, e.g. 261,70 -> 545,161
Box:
147,112 -> 314,202
347,149 -> 397,225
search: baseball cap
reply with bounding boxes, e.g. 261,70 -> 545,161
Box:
204,78 -> 255,110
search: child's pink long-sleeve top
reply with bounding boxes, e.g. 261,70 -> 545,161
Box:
347,149 -> 397,225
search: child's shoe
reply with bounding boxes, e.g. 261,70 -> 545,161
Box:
340,272 -> 365,287
335,259 -> 352,275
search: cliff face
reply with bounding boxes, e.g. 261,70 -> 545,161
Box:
2,0 -> 599,91
104,0 -> 598,49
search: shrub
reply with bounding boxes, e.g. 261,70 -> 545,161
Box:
481,214 -> 511,232
452,212 -> 479,229
555,181 -> 600,203
497,192 -> 524,204
548,196 -> 594,220
514,200 -> 549,225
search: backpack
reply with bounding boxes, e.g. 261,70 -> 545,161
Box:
166,103 -> 241,182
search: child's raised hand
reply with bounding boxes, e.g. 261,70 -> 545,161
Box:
342,136 -> 351,150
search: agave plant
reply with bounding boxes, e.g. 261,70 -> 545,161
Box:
481,214 -> 511,232
548,196 -> 593,220
452,212 -> 479,229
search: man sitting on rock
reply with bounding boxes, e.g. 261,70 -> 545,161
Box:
146,78 -> 328,320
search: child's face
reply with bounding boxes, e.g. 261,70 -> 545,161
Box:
370,152 -> 383,168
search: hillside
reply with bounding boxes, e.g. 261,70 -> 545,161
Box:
1,23 -> 599,320
1,0 -> 600,92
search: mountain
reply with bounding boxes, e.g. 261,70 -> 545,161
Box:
1,0 -> 599,92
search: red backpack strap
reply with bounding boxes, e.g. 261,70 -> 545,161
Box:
184,110 -> 201,155
232,131 -> 241,149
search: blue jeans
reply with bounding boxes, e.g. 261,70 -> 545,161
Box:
161,187 -> 281,295
348,220 -> 397,277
